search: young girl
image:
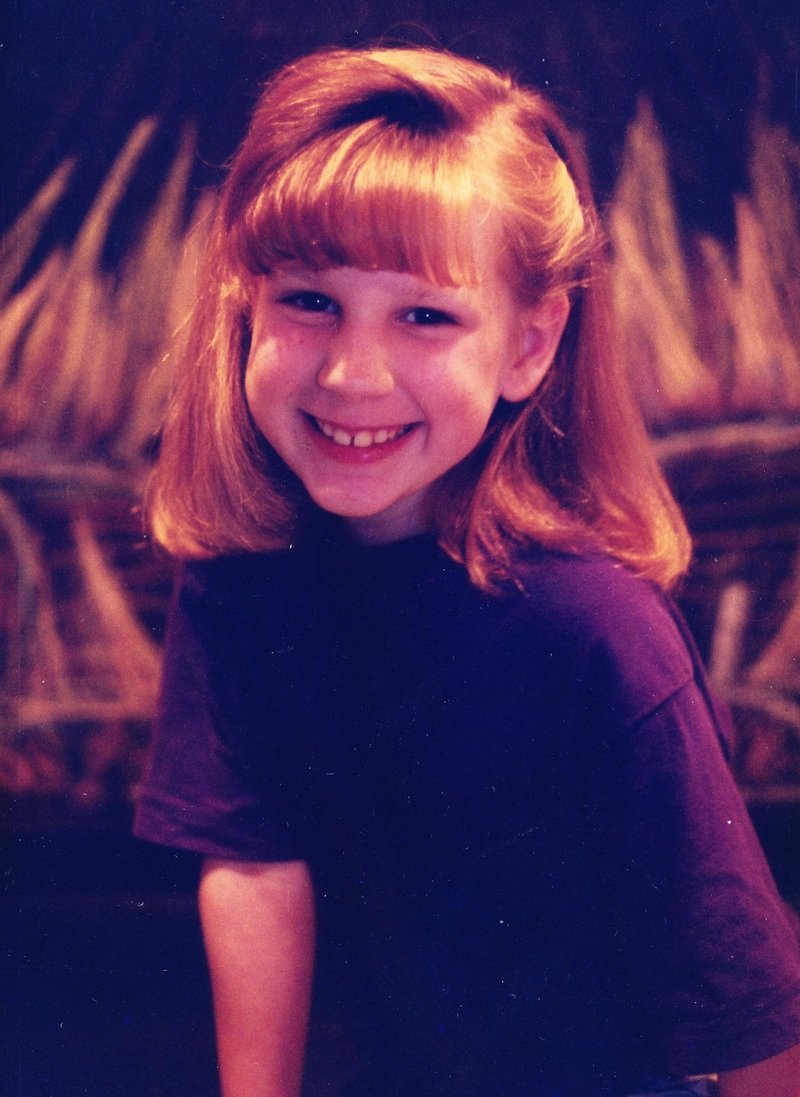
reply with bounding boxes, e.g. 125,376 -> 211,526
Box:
134,47 -> 800,1097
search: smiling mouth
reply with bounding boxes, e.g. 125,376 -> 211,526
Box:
308,416 -> 417,448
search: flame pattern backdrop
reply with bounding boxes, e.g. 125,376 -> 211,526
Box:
3,0 -> 800,825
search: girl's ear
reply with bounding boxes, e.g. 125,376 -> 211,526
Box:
500,293 -> 570,403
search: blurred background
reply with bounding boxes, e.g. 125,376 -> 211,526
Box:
3,1 -> 800,1094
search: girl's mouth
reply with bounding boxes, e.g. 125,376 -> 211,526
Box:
307,415 -> 416,449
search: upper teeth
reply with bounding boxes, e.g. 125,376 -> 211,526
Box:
317,419 -> 408,448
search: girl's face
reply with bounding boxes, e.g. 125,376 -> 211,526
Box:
245,239 -> 567,544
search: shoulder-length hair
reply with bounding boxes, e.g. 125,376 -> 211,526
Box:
148,46 -> 690,592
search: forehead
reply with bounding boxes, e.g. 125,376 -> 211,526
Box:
235,119 -> 513,289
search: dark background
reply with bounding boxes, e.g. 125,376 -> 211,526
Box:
3,3 -> 800,1095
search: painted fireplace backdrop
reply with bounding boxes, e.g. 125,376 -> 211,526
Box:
3,0 -> 800,826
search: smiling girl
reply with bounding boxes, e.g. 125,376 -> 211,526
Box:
134,47 -> 800,1097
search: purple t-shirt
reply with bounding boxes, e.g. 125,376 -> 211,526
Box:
135,532 -> 800,1097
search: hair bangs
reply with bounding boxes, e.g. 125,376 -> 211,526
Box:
239,124 -> 483,286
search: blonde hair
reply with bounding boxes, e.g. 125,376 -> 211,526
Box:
148,46 -> 690,591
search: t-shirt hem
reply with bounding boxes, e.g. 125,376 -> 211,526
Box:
665,983 -> 800,1074
133,794 -> 300,863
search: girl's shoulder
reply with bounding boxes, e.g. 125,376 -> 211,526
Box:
509,548 -> 699,731
515,548 -> 681,635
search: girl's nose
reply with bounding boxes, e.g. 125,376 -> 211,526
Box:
316,332 -> 395,400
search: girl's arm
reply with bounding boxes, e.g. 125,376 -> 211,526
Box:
198,857 -> 315,1097
717,1043 -> 800,1097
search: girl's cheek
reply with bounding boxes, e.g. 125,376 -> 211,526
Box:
245,336 -> 289,384
243,353 -> 275,413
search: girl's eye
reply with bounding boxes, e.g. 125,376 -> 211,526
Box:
279,291 -> 338,315
401,307 -> 457,327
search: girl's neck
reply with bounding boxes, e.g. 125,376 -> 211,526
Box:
339,488 -> 436,546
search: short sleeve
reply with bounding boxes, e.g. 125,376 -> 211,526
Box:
133,565 -> 302,862
588,677 -> 800,1075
